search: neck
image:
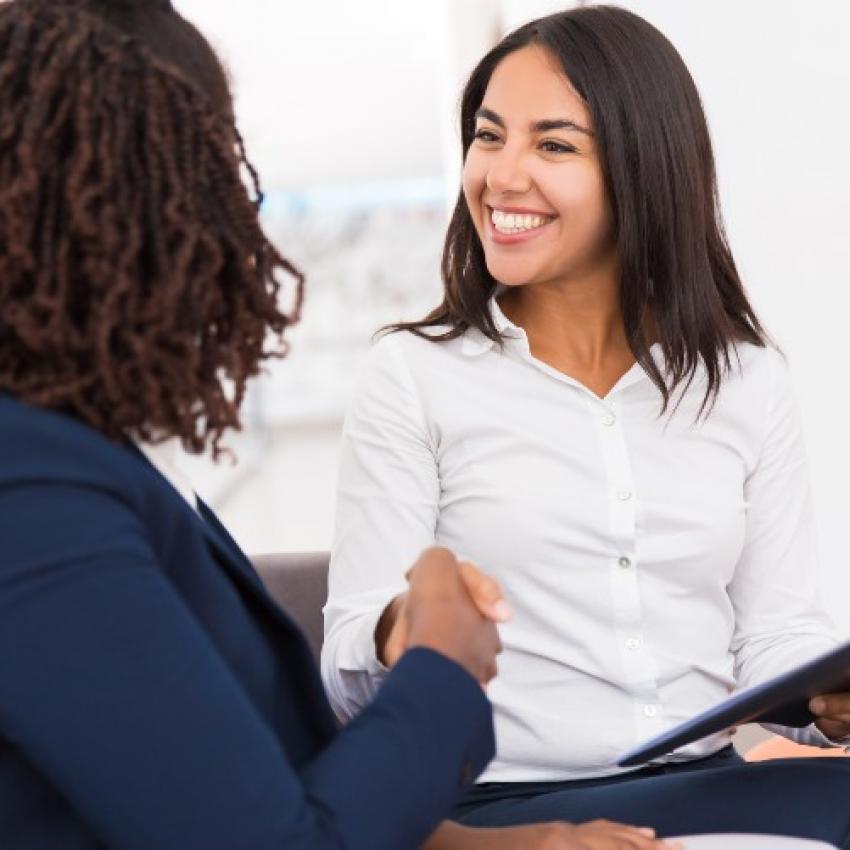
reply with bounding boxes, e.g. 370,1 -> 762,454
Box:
499,267 -> 630,371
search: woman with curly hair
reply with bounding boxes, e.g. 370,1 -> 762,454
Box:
0,1 -> 527,848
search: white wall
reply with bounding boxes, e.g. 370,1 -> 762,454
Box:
175,1 -> 850,629
173,0 -> 449,188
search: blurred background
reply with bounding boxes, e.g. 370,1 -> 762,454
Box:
173,0 -> 850,631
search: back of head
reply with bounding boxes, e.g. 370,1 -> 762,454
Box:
71,0 -> 233,116
0,0 -> 302,455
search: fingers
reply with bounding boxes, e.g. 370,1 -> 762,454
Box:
458,560 -> 512,623
810,692 -> 850,739
477,619 -> 503,688
814,715 -> 850,740
579,820 -> 681,849
810,692 -> 850,716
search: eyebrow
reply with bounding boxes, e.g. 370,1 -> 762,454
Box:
474,107 -> 593,136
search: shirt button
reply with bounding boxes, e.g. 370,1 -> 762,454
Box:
602,413 -> 616,427
616,490 -> 633,501
618,556 -> 632,569
626,638 -> 642,651
643,704 -> 658,718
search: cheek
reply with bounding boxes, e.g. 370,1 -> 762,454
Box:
548,168 -> 612,240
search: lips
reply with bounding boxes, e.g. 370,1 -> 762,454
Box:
486,205 -> 557,245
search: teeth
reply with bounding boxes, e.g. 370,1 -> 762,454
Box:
491,209 -> 551,234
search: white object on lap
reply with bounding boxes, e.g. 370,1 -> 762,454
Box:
674,835 -> 837,849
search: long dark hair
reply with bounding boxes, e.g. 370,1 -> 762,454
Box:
390,5 -> 767,411
0,0 -> 303,455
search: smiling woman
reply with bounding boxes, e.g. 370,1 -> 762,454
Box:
388,4 -> 765,412
324,4 -> 850,848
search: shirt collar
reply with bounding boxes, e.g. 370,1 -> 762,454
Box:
461,297 -> 525,357
459,296 -> 664,396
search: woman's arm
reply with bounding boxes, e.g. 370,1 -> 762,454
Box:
321,334 -> 441,718
0,481 -> 493,850
727,349 -> 840,745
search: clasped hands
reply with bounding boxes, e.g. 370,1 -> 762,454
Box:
375,547 -> 512,683
377,549 -> 681,850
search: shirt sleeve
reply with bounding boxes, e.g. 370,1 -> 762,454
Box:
727,349 -> 842,748
0,479 -> 493,850
321,334 -> 441,720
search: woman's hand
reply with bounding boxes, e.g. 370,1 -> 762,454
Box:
810,688 -> 850,741
423,820 -> 682,850
375,548 -> 506,686
376,553 -> 512,670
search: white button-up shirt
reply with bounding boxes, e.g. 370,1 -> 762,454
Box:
322,300 -> 840,782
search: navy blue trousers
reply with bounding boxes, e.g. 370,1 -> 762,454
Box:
455,748 -> 850,847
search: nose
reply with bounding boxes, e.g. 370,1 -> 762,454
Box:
485,145 -> 533,196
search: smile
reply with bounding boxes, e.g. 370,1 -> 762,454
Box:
486,206 -> 556,245
490,208 -> 554,234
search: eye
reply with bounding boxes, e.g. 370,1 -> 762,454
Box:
473,128 -> 501,143
540,140 -> 577,154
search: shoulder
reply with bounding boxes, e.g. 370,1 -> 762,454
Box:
714,343 -> 803,454
0,396 -> 197,576
359,328 -> 470,386
0,395 -> 154,499
725,342 -> 794,404
731,341 -> 786,377
367,326 -> 461,362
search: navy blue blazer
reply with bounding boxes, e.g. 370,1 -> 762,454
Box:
0,395 -> 494,850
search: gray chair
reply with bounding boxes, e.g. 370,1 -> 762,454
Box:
252,552 -> 330,663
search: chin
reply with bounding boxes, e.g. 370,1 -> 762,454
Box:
484,260 -> 540,288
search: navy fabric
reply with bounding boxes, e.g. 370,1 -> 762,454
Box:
457,747 -> 850,847
0,396 -> 495,850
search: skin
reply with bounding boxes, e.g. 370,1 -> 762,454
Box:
810,694 -> 850,741
461,44 -> 635,399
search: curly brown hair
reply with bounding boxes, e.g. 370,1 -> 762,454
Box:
0,0 -> 303,455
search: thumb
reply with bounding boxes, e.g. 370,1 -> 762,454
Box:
458,561 -> 512,622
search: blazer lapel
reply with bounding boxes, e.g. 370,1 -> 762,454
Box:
196,498 -> 340,741
195,498 -> 304,638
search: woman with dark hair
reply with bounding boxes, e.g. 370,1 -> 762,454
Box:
0,0 -> 615,847
324,5 -> 850,846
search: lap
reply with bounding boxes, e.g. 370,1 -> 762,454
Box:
457,759 -> 850,848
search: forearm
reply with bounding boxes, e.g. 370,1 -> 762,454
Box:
374,593 -> 405,666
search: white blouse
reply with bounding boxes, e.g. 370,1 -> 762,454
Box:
322,300 -> 840,782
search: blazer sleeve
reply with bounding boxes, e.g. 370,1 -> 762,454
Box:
0,479 -> 494,850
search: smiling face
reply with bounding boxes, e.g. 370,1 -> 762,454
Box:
462,45 -> 617,290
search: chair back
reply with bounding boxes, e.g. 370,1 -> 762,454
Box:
252,552 -> 330,663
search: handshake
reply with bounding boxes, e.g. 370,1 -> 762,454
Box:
374,547 -> 511,687
374,551 -> 681,850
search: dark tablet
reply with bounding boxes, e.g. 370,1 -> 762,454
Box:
617,638 -> 850,767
